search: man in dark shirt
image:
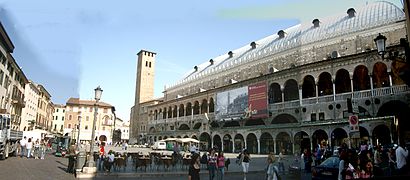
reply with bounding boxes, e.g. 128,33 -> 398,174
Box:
67,142 -> 76,173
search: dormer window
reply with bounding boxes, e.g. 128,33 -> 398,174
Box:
250,42 -> 257,49
277,30 -> 285,39
347,8 -> 356,18
194,66 -> 198,71
228,51 -> 233,58
209,59 -> 214,65
312,19 -> 320,28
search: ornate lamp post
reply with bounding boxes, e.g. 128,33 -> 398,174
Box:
84,86 -> 102,172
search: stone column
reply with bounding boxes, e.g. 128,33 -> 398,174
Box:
299,86 -> 303,105
281,87 -> 285,103
332,80 -> 336,101
273,139 -> 277,154
257,138 -> 261,154
350,78 -> 354,93
244,139 -> 247,150
389,72 -> 393,94
316,83 -> 319,103
370,74 -> 374,97
232,139 -> 235,153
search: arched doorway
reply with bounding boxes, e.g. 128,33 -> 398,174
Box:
276,132 -> 292,155
284,79 -> 299,101
353,65 -> 370,91
372,124 -> 391,146
193,101 -> 200,115
201,99 -> 208,114
223,134 -> 233,153
199,132 -> 211,151
234,134 -> 244,153
372,62 -> 389,88
335,69 -> 351,94
377,100 -> 410,144
302,75 -> 316,98
213,135 -> 222,151
268,83 -> 282,104
260,133 -> 274,154
294,131 -> 310,155
246,133 -> 258,154
209,98 -> 215,113
179,104 -> 185,117
331,128 -> 348,148
318,72 -> 333,96
312,129 -> 328,149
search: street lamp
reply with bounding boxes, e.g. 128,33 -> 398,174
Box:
84,86 -> 102,170
374,33 -> 387,56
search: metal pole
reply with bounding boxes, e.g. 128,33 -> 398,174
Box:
86,101 -> 98,167
76,114 -> 81,151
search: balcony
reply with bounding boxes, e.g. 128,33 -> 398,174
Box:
12,95 -> 25,107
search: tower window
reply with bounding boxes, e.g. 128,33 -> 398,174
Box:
146,61 -> 148,67
149,62 -> 151,68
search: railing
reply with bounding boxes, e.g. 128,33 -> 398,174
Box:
391,84 -> 409,94
373,87 -> 391,97
353,90 -> 371,99
335,92 -> 352,101
270,100 -> 300,109
318,95 -> 334,103
302,97 -> 316,105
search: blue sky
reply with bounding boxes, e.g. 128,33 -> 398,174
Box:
0,0 -> 402,121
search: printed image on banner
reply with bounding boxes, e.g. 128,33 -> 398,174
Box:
247,82 -> 268,119
215,86 -> 248,121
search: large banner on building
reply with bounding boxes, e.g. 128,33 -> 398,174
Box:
247,82 -> 268,119
216,86 -> 248,121
215,82 -> 268,121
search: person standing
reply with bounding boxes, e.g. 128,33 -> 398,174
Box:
207,149 -> 217,180
15,140 -> 21,157
216,151 -> 225,180
188,153 -> 201,180
106,150 -> 115,172
34,139 -> 40,159
67,142 -> 76,173
278,149 -> 285,174
40,139 -> 46,160
241,149 -> 250,180
395,143 -> 408,175
266,157 -> 279,180
26,138 -> 33,158
98,142 -> 106,171
20,136 -> 27,158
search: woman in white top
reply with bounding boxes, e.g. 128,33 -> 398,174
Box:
26,138 -> 33,158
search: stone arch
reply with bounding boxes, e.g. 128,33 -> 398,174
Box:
260,132 -> 274,154
284,79 -> 299,101
154,109 -> 158,120
377,100 -> 410,144
223,134 -> 233,153
162,108 -> 167,119
335,69 -> 351,94
199,132 -> 211,151
179,124 -> 190,131
209,98 -> 215,113
201,99 -> 208,114
276,132 -> 292,155
372,62 -> 389,88
268,83 -> 282,104
246,133 -> 258,154
213,135 -> 222,151
192,122 -> 202,130
312,129 -> 328,148
234,134 -> 245,153
353,65 -> 370,91
318,72 -> 333,96
302,75 -> 316,98
173,105 -> 177,118
331,128 -> 348,147
294,131 -> 310,154
149,127 -> 156,133
168,106 -> 172,118
186,102 -> 192,116
271,114 -> 298,124
179,104 -> 185,117
193,101 -> 200,115
372,124 -> 391,146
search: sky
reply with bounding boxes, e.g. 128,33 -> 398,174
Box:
0,0 -> 403,121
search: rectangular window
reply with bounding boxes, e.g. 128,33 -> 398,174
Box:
69,115 -> 72,120
145,61 -> 148,67
149,62 -> 151,68
86,116 -> 89,121
56,109 -> 59,112
319,112 -> 325,120
62,117 -> 64,121
4,75 -> 8,88
63,109 -> 65,113
311,113 -> 317,122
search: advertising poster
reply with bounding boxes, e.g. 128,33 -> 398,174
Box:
247,82 -> 268,119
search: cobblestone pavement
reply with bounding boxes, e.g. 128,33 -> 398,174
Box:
0,154 -> 75,180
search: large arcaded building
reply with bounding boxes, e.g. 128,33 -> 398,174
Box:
131,1 -> 410,154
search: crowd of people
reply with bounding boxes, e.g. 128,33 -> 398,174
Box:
15,136 -> 48,159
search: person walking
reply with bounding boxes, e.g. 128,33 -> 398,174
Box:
278,149 -> 285,174
216,151 -> 225,180
106,150 -> 115,172
266,157 -> 279,180
240,149 -> 250,180
188,153 -> 201,180
40,139 -> 46,160
26,138 -> 33,158
15,140 -> 21,157
395,143 -> 408,175
67,142 -> 76,173
20,136 -> 27,158
34,139 -> 40,159
207,149 -> 217,180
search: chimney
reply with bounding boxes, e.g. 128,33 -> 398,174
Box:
250,42 -> 257,49
277,30 -> 285,38
228,51 -> 233,58
312,19 -> 320,28
347,8 -> 356,18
